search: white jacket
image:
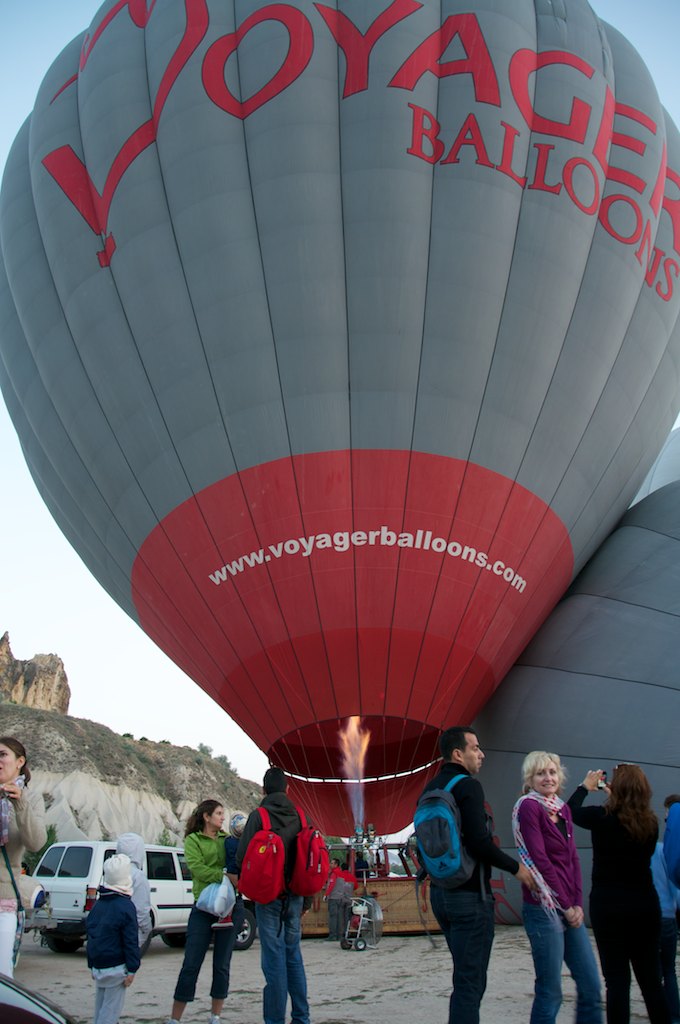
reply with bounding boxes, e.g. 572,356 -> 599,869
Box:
116,832 -> 152,947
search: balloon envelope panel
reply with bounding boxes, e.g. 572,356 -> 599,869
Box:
2,0 -> 680,832
476,480 -> 680,917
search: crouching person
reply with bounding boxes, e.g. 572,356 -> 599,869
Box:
86,853 -> 140,1024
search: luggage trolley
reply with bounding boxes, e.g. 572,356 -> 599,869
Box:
340,895 -> 383,951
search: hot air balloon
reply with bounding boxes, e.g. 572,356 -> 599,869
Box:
2,0 -> 680,834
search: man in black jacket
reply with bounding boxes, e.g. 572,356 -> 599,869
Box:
236,767 -> 310,1024
422,725 -> 535,1024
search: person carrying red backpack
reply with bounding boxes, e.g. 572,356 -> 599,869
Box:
236,767 -> 312,1024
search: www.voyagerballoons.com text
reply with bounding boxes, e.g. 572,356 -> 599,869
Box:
208,525 -> 528,594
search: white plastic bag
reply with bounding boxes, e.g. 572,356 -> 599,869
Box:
195,873 -> 235,917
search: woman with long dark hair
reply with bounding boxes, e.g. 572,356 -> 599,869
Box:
0,736 -> 46,976
569,764 -> 669,1024
166,799 -> 243,1024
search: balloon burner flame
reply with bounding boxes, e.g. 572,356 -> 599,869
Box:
338,716 -> 371,829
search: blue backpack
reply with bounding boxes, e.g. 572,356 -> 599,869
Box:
414,774 -> 476,888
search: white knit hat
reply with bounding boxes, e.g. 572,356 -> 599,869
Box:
104,853 -> 133,894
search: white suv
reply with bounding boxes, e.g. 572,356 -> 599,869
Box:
28,840 -> 256,954
29,840 -> 191,953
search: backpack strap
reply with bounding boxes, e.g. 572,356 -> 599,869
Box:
259,807 -> 271,830
295,806 -> 307,828
442,774 -> 467,794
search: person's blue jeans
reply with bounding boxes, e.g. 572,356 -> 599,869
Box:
523,901 -> 602,1024
659,916 -> 680,1021
256,895 -> 309,1024
430,886 -> 495,1024
173,898 -> 244,1002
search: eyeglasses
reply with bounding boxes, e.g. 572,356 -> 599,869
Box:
614,763 -> 636,770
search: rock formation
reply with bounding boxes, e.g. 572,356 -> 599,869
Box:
0,704 -> 260,845
0,632 -> 70,713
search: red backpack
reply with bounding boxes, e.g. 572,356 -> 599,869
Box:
237,808 -> 286,903
289,807 -> 330,897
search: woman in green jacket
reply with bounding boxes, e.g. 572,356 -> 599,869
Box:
166,799 -> 239,1024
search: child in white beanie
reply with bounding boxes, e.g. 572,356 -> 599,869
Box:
86,853 -> 141,1024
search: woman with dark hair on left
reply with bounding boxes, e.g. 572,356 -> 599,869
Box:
570,764 -> 669,1024
0,735 -> 47,976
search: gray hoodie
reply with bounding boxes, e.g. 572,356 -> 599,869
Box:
116,832 -> 152,948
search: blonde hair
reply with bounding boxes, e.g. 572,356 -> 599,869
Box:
521,751 -> 566,795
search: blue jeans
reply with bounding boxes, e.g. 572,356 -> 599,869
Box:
430,886 -> 495,1024
523,902 -> 602,1024
173,898 -> 244,1002
256,895 -> 309,1024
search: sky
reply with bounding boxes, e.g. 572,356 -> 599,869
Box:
1,1 -> 679,786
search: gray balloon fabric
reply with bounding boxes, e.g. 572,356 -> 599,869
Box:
1,0 -> 680,832
476,480 -> 680,921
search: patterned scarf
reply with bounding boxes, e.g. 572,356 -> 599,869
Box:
0,776 -> 23,846
512,791 -> 567,923
0,797 -> 9,846
1,844 -> 26,969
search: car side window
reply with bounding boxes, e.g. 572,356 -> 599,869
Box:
36,845 -> 64,877
178,852 -> 191,881
147,851 -> 177,881
58,847 -> 93,878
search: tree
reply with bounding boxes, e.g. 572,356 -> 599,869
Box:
25,823 -> 58,874
157,827 -> 176,847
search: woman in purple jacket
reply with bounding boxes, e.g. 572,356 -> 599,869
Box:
512,751 -> 602,1024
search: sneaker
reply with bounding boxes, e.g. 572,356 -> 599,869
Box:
209,1016 -> 221,1024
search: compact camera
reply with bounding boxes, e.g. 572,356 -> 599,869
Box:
597,772 -> 607,790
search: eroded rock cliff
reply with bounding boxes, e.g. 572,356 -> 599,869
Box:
0,632 -> 70,713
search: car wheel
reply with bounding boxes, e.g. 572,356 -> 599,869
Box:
235,907 -> 256,951
354,938 -> 367,951
43,934 -> 83,954
161,932 -> 187,948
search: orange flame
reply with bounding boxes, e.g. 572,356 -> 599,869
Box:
338,716 -> 371,828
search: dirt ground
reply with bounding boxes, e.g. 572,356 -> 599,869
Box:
15,926 -> 651,1024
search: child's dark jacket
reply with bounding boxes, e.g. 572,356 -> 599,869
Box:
86,887 -> 141,973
